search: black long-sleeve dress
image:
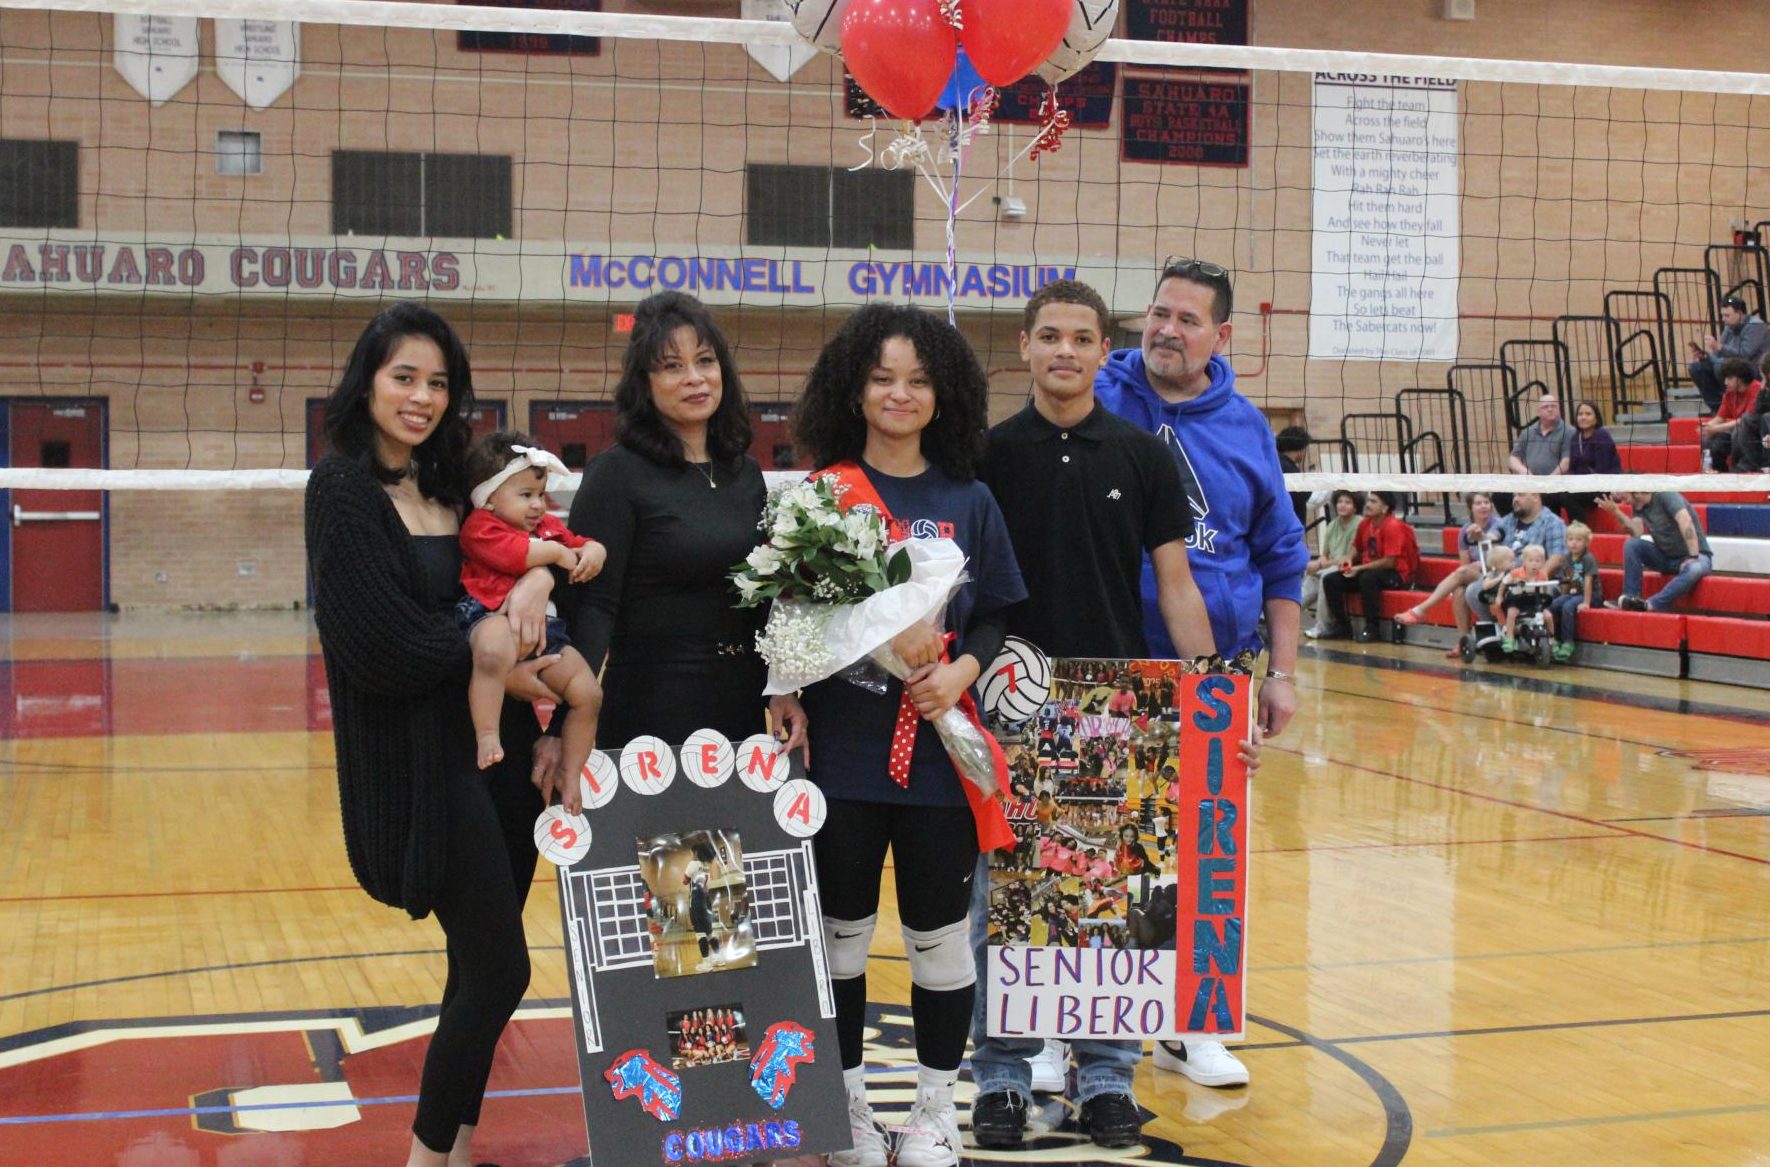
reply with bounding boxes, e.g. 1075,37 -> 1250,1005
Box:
565,443 -> 769,748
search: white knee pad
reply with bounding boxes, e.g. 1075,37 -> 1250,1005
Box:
902,919 -> 975,992
823,914 -> 877,981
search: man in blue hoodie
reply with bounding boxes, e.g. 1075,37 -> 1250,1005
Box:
1096,257 -> 1308,1089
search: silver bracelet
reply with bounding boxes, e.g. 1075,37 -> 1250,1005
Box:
1263,669 -> 1295,684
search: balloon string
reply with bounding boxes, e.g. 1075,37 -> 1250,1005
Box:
945,106 -> 963,326
849,118 -> 878,172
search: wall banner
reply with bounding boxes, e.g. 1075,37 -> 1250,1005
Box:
214,20 -> 301,110
1309,73 -> 1461,361
982,652 -> 1252,1041
113,15 -> 199,105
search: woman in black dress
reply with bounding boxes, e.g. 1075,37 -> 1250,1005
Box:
305,302 -> 564,1167
568,291 -> 791,749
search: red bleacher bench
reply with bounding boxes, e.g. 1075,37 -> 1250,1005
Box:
1576,607 -> 1685,650
1668,417 -> 1702,444
1593,568 -> 1770,614
1685,615 -> 1770,660
1617,444 -> 1702,473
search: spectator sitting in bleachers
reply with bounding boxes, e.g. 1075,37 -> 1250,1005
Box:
1317,490 -> 1421,644
1454,491 -> 1568,644
1498,544 -> 1554,653
1700,358 -> 1760,472
1733,363 -> 1770,473
1549,521 -> 1601,663
1302,488 -> 1362,639
1393,490 -> 1501,657
1595,490 -> 1713,613
1509,395 -> 1572,516
1564,400 -> 1622,522
1472,545 -> 1516,627
1687,295 -> 1770,414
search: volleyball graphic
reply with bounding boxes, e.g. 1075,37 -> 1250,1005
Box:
785,0 -> 850,55
981,636 -> 1052,723
772,779 -> 827,839
680,728 -> 735,788
620,735 -> 677,795
534,806 -> 592,867
580,749 -> 620,811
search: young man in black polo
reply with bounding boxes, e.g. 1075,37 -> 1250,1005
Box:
969,279 -> 1219,1153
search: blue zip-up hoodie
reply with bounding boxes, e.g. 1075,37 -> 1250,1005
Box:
1096,349 -> 1308,659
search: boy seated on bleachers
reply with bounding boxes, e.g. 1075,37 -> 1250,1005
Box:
1499,544 -> 1555,653
1548,521 -> 1602,663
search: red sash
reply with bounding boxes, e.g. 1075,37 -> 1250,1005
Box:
812,462 -> 1015,853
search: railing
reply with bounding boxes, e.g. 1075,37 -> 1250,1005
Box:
1445,362 -> 1517,473
1604,288 -> 1674,394
1498,338 -> 1567,439
1704,242 -> 1768,318
1338,409 -> 1452,524
1651,266 -> 1721,385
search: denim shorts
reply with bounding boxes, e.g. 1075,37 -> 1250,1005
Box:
455,595 -> 570,658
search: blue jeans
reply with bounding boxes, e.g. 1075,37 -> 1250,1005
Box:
1549,593 -> 1583,642
967,855 -> 1140,1104
1622,539 -> 1712,610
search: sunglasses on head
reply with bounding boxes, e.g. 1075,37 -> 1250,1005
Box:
1160,256 -> 1229,280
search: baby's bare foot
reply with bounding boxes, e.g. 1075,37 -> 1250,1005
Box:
476,731 -> 505,770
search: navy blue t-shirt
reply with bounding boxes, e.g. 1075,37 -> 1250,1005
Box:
800,462 -> 1026,807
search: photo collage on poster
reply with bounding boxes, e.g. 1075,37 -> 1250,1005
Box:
636,828 -> 760,979
665,1003 -> 751,1071
988,658 -> 1188,955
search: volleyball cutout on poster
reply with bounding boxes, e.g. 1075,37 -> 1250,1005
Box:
540,729 -> 847,1166
981,656 -> 1252,1042
982,635 -> 1053,725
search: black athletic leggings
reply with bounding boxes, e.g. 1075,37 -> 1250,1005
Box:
814,798 -> 979,1073
413,755 -> 543,1152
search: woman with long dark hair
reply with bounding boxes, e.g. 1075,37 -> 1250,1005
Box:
1565,399 -> 1622,521
306,301 -> 564,1167
786,303 -> 1024,1167
567,290 -> 781,748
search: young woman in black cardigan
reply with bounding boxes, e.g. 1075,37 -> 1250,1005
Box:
305,302 -> 566,1167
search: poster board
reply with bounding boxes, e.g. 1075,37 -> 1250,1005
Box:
982,651 -> 1251,1041
543,731 -> 847,1166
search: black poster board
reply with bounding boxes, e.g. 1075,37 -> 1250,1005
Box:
547,732 -> 846,1166
458,0 -> 602,56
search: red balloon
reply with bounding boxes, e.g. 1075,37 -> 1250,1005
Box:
840,0 -> 957,122
959,0 -> 1071,87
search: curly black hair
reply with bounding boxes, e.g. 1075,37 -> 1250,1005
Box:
792,303 -> 989,480
322,300 -> 476,506
612,291 -> 752,468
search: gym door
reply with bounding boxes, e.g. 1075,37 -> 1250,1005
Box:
5,398 -> 107,612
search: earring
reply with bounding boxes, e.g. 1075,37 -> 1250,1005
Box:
933,405 -> 942,421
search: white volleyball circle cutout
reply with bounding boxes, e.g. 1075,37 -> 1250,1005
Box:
981,636 -> 1052,724
785,0 -> 850,56
1035,0 -> 1120,85
619,735 -> 676,795
772,779 -> 827,838
534,805 -> 592,867
737,733 -> 792,792
579,749 -> 620,811
680,729 -> 735,788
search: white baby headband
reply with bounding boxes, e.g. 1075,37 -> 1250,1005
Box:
471,444 -> 570,509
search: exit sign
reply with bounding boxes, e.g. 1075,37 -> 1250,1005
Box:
614,313 -> 635,333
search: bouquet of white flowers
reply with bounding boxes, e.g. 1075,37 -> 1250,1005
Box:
732,474 -> 1002,799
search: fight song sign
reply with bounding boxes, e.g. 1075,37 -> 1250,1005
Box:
984,664 -> 1251,1041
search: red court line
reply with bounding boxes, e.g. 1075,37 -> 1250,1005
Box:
1277,746 -> 1770,868
1254,831 -> 1630,855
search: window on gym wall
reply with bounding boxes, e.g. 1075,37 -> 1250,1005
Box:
0,138 -> 78,228
332,150 -> 513,238
745,163 -> 914,251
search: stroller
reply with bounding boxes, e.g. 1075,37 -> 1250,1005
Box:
1463,574 -> 1560,666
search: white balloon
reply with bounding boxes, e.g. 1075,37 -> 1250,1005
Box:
784,0 -> 852,56
1035,0 -> 1120,86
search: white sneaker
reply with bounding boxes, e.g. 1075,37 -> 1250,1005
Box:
893,1086 -> 963,1167
828,1090 -> 889,1167
1029,1039 -> 1069,1093
1152,1039 -> 1249,1087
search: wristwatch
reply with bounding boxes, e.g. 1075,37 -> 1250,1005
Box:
1263,669 -> 1295,684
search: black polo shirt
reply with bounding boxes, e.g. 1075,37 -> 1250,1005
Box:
982,402 -> 1190,659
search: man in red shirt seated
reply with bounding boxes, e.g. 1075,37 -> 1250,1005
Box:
1317,490 -> 1421,644
1701,358 -> 1760,472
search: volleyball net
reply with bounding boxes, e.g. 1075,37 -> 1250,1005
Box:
0,0 -> 1764,607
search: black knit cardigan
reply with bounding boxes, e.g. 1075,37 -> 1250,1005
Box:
305,454 -> 474,920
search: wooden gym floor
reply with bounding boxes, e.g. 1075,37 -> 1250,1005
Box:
1,611 -> 1766,1166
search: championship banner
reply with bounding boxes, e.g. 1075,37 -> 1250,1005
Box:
980,644 -> 1252,1041
538,730 -> 848,1166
